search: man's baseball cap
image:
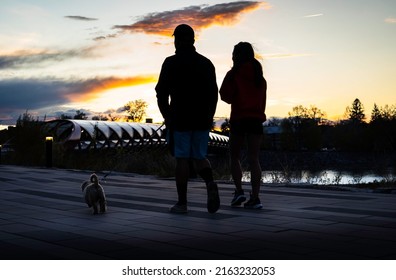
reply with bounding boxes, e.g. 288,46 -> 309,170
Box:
172,24 -> 195,41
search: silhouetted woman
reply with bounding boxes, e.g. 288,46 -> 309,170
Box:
220,42 -> 267,209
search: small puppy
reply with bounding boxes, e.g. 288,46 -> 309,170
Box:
81,173 -> 107,214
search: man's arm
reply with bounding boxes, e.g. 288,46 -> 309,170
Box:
155,60 -> 172,126
208,62 -> 218,119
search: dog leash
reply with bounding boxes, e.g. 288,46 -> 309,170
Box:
100,123 -> 165,183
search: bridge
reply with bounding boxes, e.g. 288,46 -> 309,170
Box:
45,119 -> 229,151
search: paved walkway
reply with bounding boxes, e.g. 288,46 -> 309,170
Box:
0,164 -> 395,260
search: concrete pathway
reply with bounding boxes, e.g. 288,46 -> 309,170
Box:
0,165 -> 395,260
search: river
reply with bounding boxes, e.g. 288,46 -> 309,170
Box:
241,169 -> 396,185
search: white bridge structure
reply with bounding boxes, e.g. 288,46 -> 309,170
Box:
45,120 -> 229,151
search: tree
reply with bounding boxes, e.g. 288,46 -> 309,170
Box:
371,103 -> 382,122
124,99 -> 148,122
288,105 -> 326,125
288,105 -> 307,126
345,98 -> 365,123
380,104 -> 396,121
220,118 -> 230,135
371,104 -> 396,123
13,110 -> 46,165
284,105 -> 326,150
107,113 -> 119,122
92,114 -> 109,121
335,99 -> 369,151
307,105 -> 326,123
74,110 -> 87,120
60,114 -> 72,120
369,103 -> 396,151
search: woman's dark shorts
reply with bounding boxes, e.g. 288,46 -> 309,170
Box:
230,119 -> 264,135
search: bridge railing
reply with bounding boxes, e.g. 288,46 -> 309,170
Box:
44,120 -> 229,151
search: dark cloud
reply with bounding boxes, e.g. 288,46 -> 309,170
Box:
0,51 -> 73,70
113,1 -> 268,36
93,34 -> 118,41
0,47 -> 97,70
0,75 -> 156,113
0,78 -> 76,111
65,15 -> 98,21
93,36 -> 107,41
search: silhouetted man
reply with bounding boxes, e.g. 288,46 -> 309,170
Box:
155,24 -> 220,214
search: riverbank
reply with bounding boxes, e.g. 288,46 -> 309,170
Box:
257,150 -> 396,172
210,150 -> 396,191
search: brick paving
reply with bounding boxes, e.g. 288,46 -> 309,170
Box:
0,165 -> 395,260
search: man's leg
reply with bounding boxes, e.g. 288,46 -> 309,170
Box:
170,131 -> 191,213
195,158 -> 214,184
192,130 -> 219,213
175,158 -> 189,205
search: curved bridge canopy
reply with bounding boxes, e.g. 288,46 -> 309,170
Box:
45,120 -> 229,150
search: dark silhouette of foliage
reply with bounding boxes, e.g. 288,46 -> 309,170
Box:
10,111 -> 46,165
332,120 -> 370,151
280,105 -> 326,150
92,114 -> 109,121
271,100 -> 396,152
220,118 -> 230,135
60,113 -> 72,120
73,110 -> 88,120
368,104 -> 396,151
124,99 -> 148,122
345,98 -> 365,123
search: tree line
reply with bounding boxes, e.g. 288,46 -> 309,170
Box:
59,99 -> 148,122
220,98 -> 396,152
274,98 -> 396,152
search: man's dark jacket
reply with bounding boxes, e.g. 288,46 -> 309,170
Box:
155,45 -> 218,131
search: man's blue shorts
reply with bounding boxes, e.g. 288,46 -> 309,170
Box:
171,130 -> 209,159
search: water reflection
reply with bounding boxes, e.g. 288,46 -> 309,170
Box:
241,170 -> 395,185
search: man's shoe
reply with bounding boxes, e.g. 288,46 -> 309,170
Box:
231,189 -> 246,207
207,182 -> 220,213
169,203 -> 188,213
244,196 -> 263,209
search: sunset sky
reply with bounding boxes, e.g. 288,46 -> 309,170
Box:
1,0 -> 395,129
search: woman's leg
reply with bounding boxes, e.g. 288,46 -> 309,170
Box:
246,134 -> 263,199
230,133 -> 245,191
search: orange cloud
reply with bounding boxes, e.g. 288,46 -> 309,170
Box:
114,1 -> 270,37
385,17 -> 396,23
67,75 -> 158,101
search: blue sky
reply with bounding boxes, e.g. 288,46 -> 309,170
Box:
1,0 -> 395,128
